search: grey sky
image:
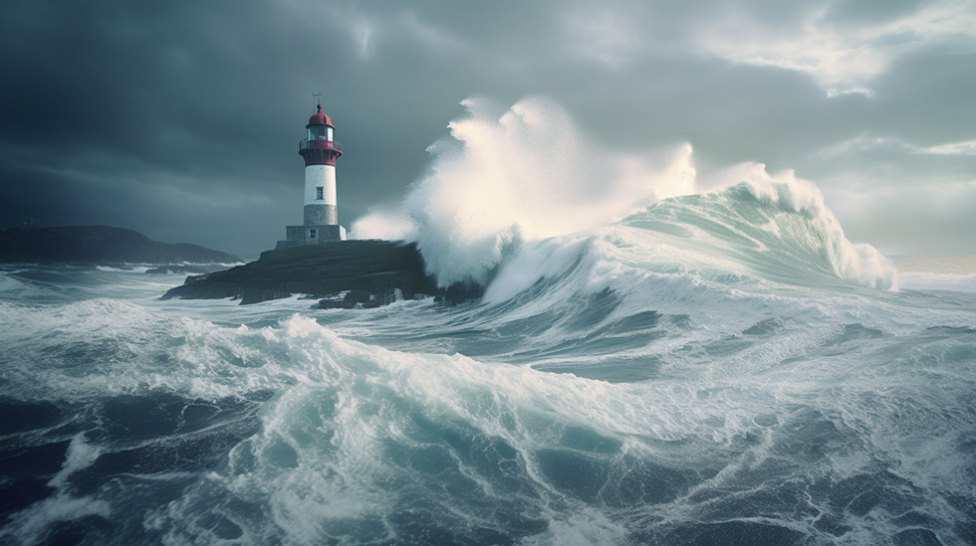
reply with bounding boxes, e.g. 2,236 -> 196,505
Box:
1,0 -> 974,258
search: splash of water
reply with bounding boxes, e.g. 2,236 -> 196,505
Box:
351,96 -> 696,286
351,96 -> 895,292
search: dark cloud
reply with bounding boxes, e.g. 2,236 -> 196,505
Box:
823,0 -> 929,26
869,46 -> 976,144
1,0 -> 973,257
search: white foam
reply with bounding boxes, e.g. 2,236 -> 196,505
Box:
0,495 -> 111,545
352,96 -> 697,286
898,272 -> 976,292
348,207 -> 417,241
96,265 -> 152,273
517,508 -> 628,546
48,434 -> 102,489
0,433 -> 110,546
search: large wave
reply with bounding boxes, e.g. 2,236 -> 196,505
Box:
350,97 -> 696,286
350,97 -> 894,295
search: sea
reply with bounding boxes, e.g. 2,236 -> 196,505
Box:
2,99 -> 976,545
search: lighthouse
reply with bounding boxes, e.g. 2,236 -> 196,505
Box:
276,104 -> 346,249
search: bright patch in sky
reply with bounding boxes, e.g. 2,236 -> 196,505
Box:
695,0 -> 976,95
816,136 -> 976,157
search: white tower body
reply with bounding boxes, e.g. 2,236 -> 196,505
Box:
303,164 -> 338,225
275,104 -> 346,249
304,165 -> 337,208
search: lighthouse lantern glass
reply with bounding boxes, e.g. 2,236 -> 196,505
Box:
308,126 -> 333,141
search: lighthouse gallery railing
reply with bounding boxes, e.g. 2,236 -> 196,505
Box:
299,140 -> 342,152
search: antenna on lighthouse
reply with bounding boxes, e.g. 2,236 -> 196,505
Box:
312,93 -> 322,111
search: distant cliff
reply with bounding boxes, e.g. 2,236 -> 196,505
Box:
0,225 -> 241,264
162,241 -> 483,307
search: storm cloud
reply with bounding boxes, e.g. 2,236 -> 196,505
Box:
1,0 -> 974,257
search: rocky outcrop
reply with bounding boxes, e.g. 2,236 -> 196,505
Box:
0,225 -> 241,264
161,240 -> 483,306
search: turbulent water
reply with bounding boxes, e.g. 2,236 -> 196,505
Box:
3,100 -> 976,545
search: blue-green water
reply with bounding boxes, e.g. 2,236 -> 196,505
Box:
2,184 -> 975,545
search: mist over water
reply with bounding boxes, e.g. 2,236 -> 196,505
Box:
2,98 -> 975,546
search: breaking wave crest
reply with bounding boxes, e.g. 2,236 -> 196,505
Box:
351,97 -> 894,293
351,96 -> 697,286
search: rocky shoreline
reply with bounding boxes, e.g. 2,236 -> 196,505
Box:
161,240 -> 483,307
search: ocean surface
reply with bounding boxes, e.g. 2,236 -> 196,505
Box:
2,183 -> 976,546
3,96 -> 976,545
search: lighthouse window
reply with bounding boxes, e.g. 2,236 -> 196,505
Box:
310,229 -> 317,239
308,126 -> 333,141
316,187 -> 324,200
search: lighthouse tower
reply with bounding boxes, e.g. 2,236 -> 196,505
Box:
276,104 -> 346,249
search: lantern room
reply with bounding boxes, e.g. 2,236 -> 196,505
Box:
307,105 -> 334,142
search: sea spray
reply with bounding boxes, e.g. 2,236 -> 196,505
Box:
351,96 -> 697,286
481,165 -> 898,310
351,96 -> 894,293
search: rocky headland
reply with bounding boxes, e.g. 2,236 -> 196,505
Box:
0,224 -> 241,265
162,240 -> 483,307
